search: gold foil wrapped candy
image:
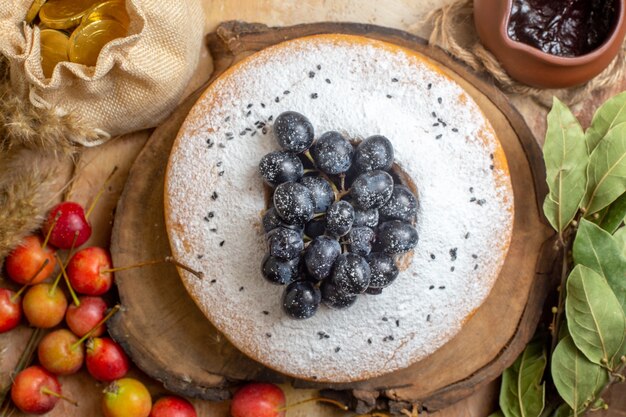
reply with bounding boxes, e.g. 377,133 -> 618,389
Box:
29,0 -> 129,77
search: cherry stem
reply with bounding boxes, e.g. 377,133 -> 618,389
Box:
41,212 -> 61,250
276,397 -> 349,412
167,256 -> 205,279
10,259 -> 50,302
85,166 -> 118,220
55,254 -> 80,307
0,328 -> 43,414
100,256 -> 204,280
40,388 -> 78,407
49,257 -> 65,295
71,305 -> 121,350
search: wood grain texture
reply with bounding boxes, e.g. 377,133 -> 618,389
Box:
107,21 -> 555,415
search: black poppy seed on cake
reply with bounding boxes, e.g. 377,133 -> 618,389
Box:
165,34 -> 514,382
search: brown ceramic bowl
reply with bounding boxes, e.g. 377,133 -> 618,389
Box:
473,0 -> 626,88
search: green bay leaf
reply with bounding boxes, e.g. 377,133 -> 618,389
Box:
543,97 -> 588,232
585,91 -> 626,152
582,126 -> 626,215
489,411 -> 505,417
573,219 -> 626,311
551,335 -> 609,413
591,193 -> 626,233
552,403 -> 573,417
615,227 -> 626,257
566,265 -> 626,368
500,338 -> 546,417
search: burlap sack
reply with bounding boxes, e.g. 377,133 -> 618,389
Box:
0,0 -> 204,145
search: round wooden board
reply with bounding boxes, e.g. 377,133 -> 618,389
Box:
108,21 -> 556,414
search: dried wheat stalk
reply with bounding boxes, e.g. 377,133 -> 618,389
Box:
0,150 -> 62,260
0,55 -> 81,259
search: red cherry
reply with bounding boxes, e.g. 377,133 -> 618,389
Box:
150,396 -> 197,417
22,283 -> 68,329
0,288 -> 22,333
230,383 -> 286,417
66,296 -> 108,337
38,329 -> 85,375
43,202 -> 92,249
67,247 -> 114,296
11,366 -> 62,414
86,337 -> 130,382
5,235 -> 56,285
102,378 -> 152,417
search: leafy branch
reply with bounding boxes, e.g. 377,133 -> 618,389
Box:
494,93 -> 626,417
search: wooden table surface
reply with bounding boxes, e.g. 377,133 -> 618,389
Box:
1,1 -> 625,416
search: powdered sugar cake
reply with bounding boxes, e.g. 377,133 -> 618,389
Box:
165,34 -> 514,383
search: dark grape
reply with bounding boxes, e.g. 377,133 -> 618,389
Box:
262,255 -> 301,285
256,112 -> 419,319
304,236 -> 341,281
274,111 -> 315,153
321,280 -> 357,309
354,135 -> 394,172
331,253 -> 371,295
346,227 -> 375,256
343,195 -> 379,227
379,185 -> 418,223
310,131 -> 354,175
367,252 -> 399,288
351,170 -> 394,209
273,182 -> 314,225
282,280 -> 321,319
304,218 -> 326,239
259,151 -> 304,186
299,176 -> 335,213
266,227 -> 304,260
376,221 -> 418,254
262,207 -> 303,233
325,200 -> 355,237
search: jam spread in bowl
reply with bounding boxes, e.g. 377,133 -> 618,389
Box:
474,0 -> 626,88
507,0 -> 618,57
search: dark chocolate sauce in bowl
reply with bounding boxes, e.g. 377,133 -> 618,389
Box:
507,0 -> 618,57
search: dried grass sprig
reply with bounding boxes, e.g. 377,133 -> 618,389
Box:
0,149 -> 65,261
0,52 -> 101,259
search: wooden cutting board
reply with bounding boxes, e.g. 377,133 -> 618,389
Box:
107,21 -> 556,415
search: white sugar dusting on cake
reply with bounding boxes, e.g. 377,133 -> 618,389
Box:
165,35 -> 514,382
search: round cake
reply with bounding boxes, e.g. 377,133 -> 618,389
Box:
165,34 -> 514,383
